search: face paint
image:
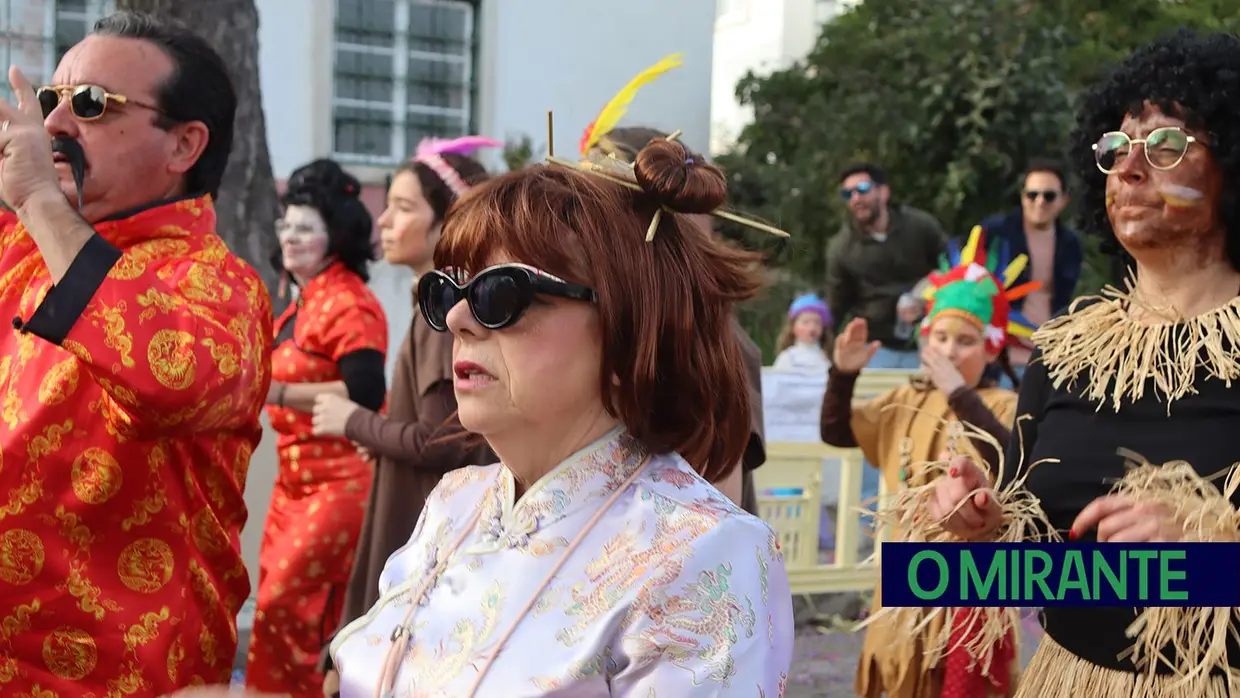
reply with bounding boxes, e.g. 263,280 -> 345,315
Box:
1158,183 -> 1205,208
1104,104 -> 1224,262
278,205 -> 331,278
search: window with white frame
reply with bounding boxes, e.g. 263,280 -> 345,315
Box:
333,0 -> 475,164
0,0 -> 113,103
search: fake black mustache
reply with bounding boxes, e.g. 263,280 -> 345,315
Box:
51,137 -> 86,211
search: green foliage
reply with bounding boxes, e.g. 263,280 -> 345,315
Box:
502,134 -> 540,172
720,0 -> 1240,358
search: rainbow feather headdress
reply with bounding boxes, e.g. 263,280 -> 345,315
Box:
919,225 -> 1041,354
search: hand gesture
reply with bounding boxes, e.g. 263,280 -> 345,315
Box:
929,455 -> 1003,539
1071,495 -> 1182,542
921,345 -> 967,395
896,294 -> 925,324
0,66 -> 60,212
312,393 -> 362,437
832,318 -> 880,373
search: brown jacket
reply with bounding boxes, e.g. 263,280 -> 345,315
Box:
321,312 -> 493,670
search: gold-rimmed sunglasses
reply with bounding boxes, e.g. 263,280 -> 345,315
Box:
1092,126 -> 1200,174
36,84 -> 162,122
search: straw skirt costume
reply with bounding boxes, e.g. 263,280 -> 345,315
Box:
1003,292 -> 1240,697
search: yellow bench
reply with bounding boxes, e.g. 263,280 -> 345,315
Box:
754,369 -> 906,594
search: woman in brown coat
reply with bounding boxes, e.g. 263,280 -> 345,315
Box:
308,138 -> 499,695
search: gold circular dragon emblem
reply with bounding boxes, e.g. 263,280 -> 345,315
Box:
116,538 -> 174,594
147,329 -> 197,391
0,529 -> 44,585
70,448 -> 124,505
36,357 -> 80,406
42,626 -> 97,680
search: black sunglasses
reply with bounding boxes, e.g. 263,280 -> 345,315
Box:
1023,190 -> 1060,203
37,84 -> 162,121
417,263 -> 598,332
840,180 -> 875,200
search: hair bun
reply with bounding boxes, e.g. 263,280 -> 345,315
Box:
632,139 -> 727,214
286,158 -> 363,201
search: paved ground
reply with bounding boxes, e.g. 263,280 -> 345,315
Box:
784,601 -> 1044,698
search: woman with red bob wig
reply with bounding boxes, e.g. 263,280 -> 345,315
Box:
314,135 -> 795,696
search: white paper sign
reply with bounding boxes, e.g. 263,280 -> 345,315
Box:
760,368 -> 828,444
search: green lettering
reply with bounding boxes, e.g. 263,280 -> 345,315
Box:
1129,550 -> 1158,601
1023,550 -> 1054,602
1057,550 -> 1089,601
1009,545 -> 1020,600
909,551 -> 949,600
962,550 -> 1004,601
1159,550 -> 1188,601
1092,550 -> 1126,599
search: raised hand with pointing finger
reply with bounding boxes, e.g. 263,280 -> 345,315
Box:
0,66 -> 60,214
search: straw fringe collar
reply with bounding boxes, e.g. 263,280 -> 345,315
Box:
1034,283 -> 1240,414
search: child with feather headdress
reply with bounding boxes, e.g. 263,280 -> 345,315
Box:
820,225 -> 1041,698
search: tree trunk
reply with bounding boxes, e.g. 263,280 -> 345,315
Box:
114,0 -> 284,311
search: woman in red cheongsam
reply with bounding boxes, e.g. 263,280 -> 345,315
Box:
246,159 -> 389,697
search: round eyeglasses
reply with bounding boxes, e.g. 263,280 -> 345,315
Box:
1092,126 -> 1199,174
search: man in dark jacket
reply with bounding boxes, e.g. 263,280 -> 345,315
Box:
824,163 -> 946,511
825,163 -> 947,370
977,159 -> 1083,383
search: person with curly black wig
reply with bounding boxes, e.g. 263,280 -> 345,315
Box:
247,158 -> 391,696
872,29 -> 1240,698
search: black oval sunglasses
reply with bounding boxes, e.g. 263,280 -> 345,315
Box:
417,263 -> 598,332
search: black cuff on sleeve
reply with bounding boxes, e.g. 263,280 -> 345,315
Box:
743,432 -> 766,472
338,349 -> 387,411
17,234 -> 122,345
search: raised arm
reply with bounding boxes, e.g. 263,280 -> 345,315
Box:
15,196 -> 272,435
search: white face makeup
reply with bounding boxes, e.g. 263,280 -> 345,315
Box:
278,205 -> 332,279
1158,183 -> 1206,208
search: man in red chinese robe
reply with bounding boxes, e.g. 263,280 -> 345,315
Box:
0,11 -> 272,696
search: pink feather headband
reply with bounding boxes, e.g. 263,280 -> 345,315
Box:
413,136 -> 502,197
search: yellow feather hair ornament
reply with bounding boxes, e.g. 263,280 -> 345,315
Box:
578,53 -> 684,156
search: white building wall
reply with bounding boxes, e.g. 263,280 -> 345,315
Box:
709,0 -> 856,155
478,0 -> 716,162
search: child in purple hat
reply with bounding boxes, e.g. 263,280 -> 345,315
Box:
774,293 -> 833,371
